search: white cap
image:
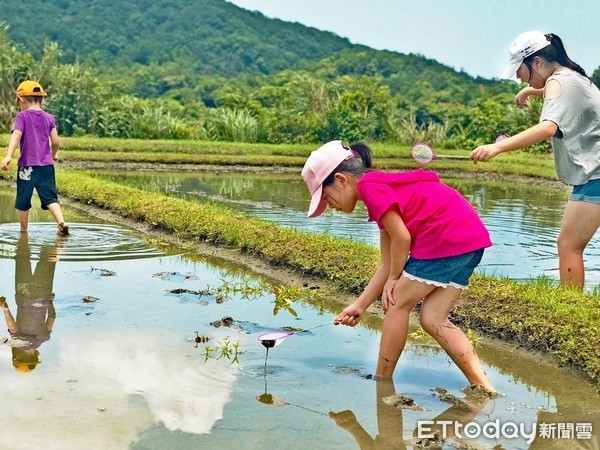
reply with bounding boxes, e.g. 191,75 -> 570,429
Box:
501,31 -> 551,79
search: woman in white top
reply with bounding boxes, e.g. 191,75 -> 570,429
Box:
470,31 -> 600,288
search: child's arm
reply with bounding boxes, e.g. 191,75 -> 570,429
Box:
1,130 -> 22,171
470,120 -> 558,163
45,297 -> 56,332
379,209 -> 411,311
50,128 -> 60,161
0,297 -> 18,334
334,230 -> 392,325
335,209 -> 410,324
515,87 -> 544,108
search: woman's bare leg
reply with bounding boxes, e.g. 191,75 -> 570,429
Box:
557,200 -> 600,288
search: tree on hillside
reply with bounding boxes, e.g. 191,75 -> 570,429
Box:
592,66 -> 600,87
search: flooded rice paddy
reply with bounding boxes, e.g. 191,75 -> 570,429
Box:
97,170 -> 600,287
0,184 -> 598,449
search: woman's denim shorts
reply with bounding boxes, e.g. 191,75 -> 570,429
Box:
570,179 -> 600,203
402,248 -> 484,289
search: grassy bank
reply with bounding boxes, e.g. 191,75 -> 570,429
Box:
1,168 -> 594,387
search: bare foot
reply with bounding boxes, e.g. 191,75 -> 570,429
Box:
57,222 -> 70,236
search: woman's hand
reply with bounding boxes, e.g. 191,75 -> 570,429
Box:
470,143 -> 502,163
515,88 -> 532,108
515,87 -> 544,108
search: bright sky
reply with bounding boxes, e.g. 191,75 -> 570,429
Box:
226,0 -> 600,80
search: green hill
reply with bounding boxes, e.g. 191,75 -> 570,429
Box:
0,0 -> 500,93
0,0 -> 358,76
0,0 -> 532,144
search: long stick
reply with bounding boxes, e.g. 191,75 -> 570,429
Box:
295,314 -> 359,333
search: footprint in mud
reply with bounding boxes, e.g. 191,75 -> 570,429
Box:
164,288 -> 210,305
332,366 -> 374,380
461,384 -> 503,400
167,288 -> 202,295
210,316 -> 242,330
430,385 -> 503,415
413,432 -> 445,449
152,271 -> 199,282
164,288 -> 226,305
382,393 -> 424,411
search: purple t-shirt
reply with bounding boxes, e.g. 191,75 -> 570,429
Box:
12,109 -> 56,167
357,169 -> 492,259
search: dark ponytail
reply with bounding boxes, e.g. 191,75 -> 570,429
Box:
525,33 -> 589,79
322,141 -> 373,187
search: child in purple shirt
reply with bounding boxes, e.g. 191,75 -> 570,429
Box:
302,140 -> 494,392
1,81 -> 69,236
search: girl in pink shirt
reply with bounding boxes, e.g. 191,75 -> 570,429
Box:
302,140 -> 494,392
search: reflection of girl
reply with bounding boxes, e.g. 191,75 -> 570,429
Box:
329,378 -> 489,449
470,31 -> 600,288
1,235 -> 57,372
302,141 -> 494,392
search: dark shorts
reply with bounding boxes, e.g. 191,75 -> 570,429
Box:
569,179 -> 600,203
402,249 -> 485,289
15,165 -> 58,211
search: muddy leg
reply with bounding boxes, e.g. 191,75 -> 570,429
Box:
376,277 -> 435,378
419,286 -> 495,392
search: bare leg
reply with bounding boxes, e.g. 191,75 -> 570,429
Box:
419,286 -> 494,392
47,203 -> 69,235
46,202 -> 65,225
376,276 -> 436,378
18,209 -> 29,232
557,200 -> 600,288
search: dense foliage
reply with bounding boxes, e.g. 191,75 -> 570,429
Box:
0,0 -> 596,149
0,0 -> 354,78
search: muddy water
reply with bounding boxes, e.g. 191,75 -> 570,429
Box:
0,192 -> 598,450
96,170 -> 600,287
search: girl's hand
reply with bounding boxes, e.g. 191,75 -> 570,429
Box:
334,306 -> 362,327
515,88 -> 531,108
470,143 -> 502,163
382,278 -> 399,312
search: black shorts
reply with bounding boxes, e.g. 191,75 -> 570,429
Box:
15,165 -> 59,211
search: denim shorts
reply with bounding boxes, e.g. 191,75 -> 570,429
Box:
402,249 -> 484,289
15,165 -> 58,211
569,179 -> 600,203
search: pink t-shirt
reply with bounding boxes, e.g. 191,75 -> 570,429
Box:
12,109 -> 56,167
357,170 -> 492,259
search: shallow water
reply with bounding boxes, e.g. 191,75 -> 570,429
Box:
0,189 -> 598,449
97,170 -> 600,287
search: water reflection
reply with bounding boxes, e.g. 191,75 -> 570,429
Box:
0,223 -> 164,262
330,378 -> 491,449
0,233 -> 63,373
59,333 -> 236,434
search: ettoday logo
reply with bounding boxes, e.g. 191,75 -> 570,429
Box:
416,420 -> 593,445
